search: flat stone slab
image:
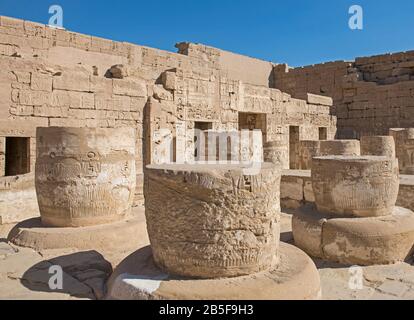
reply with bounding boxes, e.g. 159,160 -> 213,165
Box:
292,204 -> 414,265
105,242 -> 321,300
8,216 -> 148,252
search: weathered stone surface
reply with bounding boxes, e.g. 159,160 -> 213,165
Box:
292,204 -> 414,265
9,216 -> 148,252
390,128 -> 414,174
35,127 -> 136,227
323,207 -> 414,265
263,140 -> 289,169
298,140 -> 321,170
360,136 -> 395,158
107,64 -> 130,79
106,243 -> 321,300
292,208 -> 326,258
281,169 -> 414,218
397,175 -> 414,212
0,173 -> 40,224
144,163 -> 281,278
312,156 -> 399,217
319,140 -> 360,156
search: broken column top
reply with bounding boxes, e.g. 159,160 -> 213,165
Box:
312,155 -> 400,217
144,162 -> 281,278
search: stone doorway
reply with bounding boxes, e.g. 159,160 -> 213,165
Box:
194,121 -> 213,161
4,137 -> 30,176
319,127 -> 328,140
289,126 -> 300,169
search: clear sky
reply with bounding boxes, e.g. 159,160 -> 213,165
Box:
1,0 -> 413,67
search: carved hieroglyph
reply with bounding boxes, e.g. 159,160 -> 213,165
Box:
144,163 -> 281,278
263,140 -> 289,168
390,128 -> 414,174
35,127 -> 136,227
312,156 -> 399,217
360,136 -> 396,158
319,140 -> 360,156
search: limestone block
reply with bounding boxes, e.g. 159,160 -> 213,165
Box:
306,93 -> 333,106
144,163 -> 281,278
0,16 -> 24,30
304,179 -> 315,202
312,156 -> 400,217
397,175 -> 414,212
53,73 -> 90,92
106,243 -> 321,300
298,141 -> 321,170
280,176 -> 303,202
152,84 -> 173,101
113,79 -> 147,97
108,64 -> 130,79
263,140 -> 289,169
23,21 -> 46,37
292,208 -> 327,258
30,73 -> 52,92
319,140 -> 360,156
162,71 -> 177,91
390,128 -> 414,174
35,127 -> 136,227
292,204 -> 414,265
13,71 -> 31,84
360,136 -> 395,158
323,207 -> 414,265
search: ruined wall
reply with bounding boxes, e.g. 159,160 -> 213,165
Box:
0,16 -> 336,221
274,51 -> 414,138
176,42 -> 275,87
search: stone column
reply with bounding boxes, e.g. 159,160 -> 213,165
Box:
144,163 -> 281,278
35,127 -> 136,227
319,140 -> 360,156
360,136 -> 395,158
312,156 -> 399,217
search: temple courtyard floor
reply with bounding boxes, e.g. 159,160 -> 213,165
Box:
0,209 -> 413,300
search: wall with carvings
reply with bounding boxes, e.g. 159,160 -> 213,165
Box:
273,51 -> 414,138
0,15 -> 336,215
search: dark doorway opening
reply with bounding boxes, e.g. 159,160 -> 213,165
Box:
5,137 -> 30,176
319,127 -> 328,140
194,122 -> 213,160
289,126 -> 300,169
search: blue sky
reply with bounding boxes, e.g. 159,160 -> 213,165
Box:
1,0 -> 413,67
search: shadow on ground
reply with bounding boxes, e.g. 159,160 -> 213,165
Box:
21,250 -> 113,299
7,218 -> 44,242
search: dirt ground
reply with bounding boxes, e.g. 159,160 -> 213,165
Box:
0,210 -> 413,300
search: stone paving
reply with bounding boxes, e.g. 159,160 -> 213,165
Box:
0,211 -> 412,300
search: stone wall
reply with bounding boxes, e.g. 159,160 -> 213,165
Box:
274,51 -> 414,138
0,15 -> 337,222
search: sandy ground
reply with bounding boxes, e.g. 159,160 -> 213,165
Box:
0,210 -> 413,300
